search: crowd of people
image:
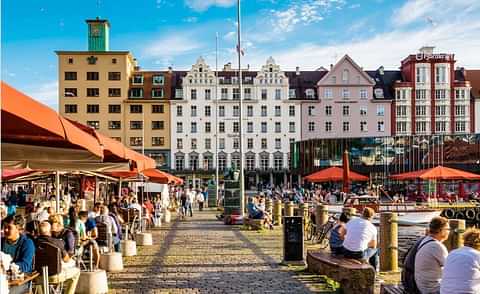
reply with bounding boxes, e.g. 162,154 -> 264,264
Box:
174,187 -> 208,219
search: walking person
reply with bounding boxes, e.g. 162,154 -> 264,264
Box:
187,189 -> 195,217
196,190 -> 205,211
180,190 -> 188,220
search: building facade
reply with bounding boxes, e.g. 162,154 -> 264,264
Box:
467,70 -> 480,134
170,57 -> 301,188
393,47 -> 472,136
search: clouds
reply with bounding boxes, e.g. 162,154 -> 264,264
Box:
185,0 -> 236,12
143,34 -> 204,66
24,81 -> 59,111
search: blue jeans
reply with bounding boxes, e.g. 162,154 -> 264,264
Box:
343,247 -> 379,269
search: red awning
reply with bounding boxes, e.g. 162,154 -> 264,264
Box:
1,169 -> 35,181
390,165 -> 480,181
305,166 -> 369,183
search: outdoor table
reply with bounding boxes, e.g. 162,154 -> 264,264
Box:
8,271 -> 39,294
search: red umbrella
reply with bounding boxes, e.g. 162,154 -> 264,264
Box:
305,166 -> 369,183
390,165 -> 480,181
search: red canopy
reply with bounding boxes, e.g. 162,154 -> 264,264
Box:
390,165 -> 480,181
305,166 -> 369,183
1,169 -> 35,181
106,168 -> 182,185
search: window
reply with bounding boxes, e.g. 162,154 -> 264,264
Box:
415,89 -> 427,100
396,122 -> 408,133
435,121 -> 447,133
377,106 -> 385,116
108,104 -> 121,113
260,154 -> 269,169
177,122 -> 183,133
152,105 -> 164,113
261,138 -> 267,149
87,121 -> 100,129
65,72 -> 77,80
275,106 -> 281,116
108,120 -> 122,130
436,66 -> 447,84
396,89 -> 408,100
435,89 -> 446,100
233,88 -> 240,100
307,106 -> 315,116
247,138 -> 253,149
64,88 -> 77,97
455,121 -> 466,132
175,155 -> 184,170
87,88 -> 99,97
247,105 -> 253,117
289,122 -> 295,133
275,138 -> 281,149
175,89 -> 183,99
221,88 -> 228,99
455,89 -> 466,100
109,88 -> 121,97
342,69 -> 349,83
218,105 -> 225,117
177,139 -> 183,149
289,105 -> 295,116
343,121 -> 350,132
205,138 -> 211,150
246,154 -> 255,169
325,106 -> 332,116
275,122 -> 281,133
289,89 -> 296,98
191,139 -> 197,150
233,105 -> 240,117
261,122 -> 267,133
219,122 -> 225,133
64,104 -> 77,113
152,88 -> 164,98
231,154 -> 240,169
86,104 -> 99,113
360,89 -> 368,99
275,89 -> 281,100
396,106 -> 407,117
152,75 -> 164,85
308,122 -> 315,132
205,122 -> 211,133
130,121 -> 143,130
247,122 -> 253,133
305,89 -> 315,99
218,154 -> 226,170
205,89 -> 211,100
130,105 -> 142,113
415,105 -> 426,116
233,122 -> 239,133
244,88 -> 252,99
87,56 -> 97,64
68,58 -> 73,64
229,137 -> 238,150
416,66 -> 427,83
343,105 -> 350,116
261,89 -> 267,100
325,121 -> 332,132
324,88 -> 332,99
130,137 -> 143,146
191,105 -> 197,117
360,121 -> 367,132
416,121 -> 427,133
132,75 -> 143,84
261,105 -> 267,117
176,105 -> 183,116
152,121 -> 164,130
435,105 -> 447,116
274,154 -> 283,170
152,137 -> 165,146
377,121 -> 385,132
190,89 -> 197,100
219,138 -> 225,149
87,72 -> 99,81
342,89 -> 350,99
455,105 -> 466,116
191,122 -> 197,133
108,72 -> 121,81
130,88 -> 143,98
360,106 -> 367,116
111,58 -> 117,64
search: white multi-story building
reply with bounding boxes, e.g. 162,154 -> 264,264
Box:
170,57 -> 301,188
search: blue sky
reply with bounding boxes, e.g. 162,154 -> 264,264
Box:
2,0 -> 480,110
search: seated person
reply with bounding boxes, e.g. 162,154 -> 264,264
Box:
35,221 -> 80,294
95,206 -> 118,249
342,207 -> 379,270
247,197 -> 264,219
329,212 -> 350,255
77,211 -> 100,269
49,214 -> 76,258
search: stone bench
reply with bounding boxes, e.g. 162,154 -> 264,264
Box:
380,284 -> 407,294
244,217 -> 265,230
307,251 -> 375,294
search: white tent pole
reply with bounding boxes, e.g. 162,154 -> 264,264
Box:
55,171 -> 60,213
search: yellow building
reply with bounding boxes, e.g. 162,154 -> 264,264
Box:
57,18 -> 171,169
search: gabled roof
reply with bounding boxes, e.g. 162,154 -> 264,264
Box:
284,71 -> 327,100
317,54 -> 375,86
466,70 -> 480,99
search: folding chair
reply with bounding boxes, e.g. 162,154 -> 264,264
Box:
33,242 -> 64,294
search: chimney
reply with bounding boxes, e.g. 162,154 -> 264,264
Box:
296,66 -> 300,76
223,62 -> 232,71
379,66 -> 384,75
133,58 -> 140,71
330,64 -> 333,70
168,66 -> 173,73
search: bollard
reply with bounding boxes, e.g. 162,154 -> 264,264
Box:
265,198 -> 273,215
273,200 -> 282,225
299,203 -> 309,227
315,205 -> 329,233
380,212 -> 398,272
342,207 -> 356,218
285,201 -> 294,217
444,219 -> 465,252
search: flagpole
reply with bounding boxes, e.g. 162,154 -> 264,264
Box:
236,0 -> 245,216
215,32 -> 219,208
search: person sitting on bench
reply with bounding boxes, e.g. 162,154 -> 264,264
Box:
246,197 -> 273,229
329,212 -> 351,255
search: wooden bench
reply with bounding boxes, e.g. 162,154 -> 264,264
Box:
244,217 -> 265,230
380,284 -> 407,294
307,251 -> 375,294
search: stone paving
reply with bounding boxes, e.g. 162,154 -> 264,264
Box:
108,209 -> 331,294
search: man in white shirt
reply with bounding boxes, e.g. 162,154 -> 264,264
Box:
343,207 -> 378,269
415,216 -> 449,294
441,228 -> 480,294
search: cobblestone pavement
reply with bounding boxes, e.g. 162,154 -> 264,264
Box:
108,209 -> 325,294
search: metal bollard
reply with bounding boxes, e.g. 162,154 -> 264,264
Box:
444,219 -> 465,252
285,201 -> 294,217
265,198 -> 273,216
299,202 -> 309,227
380,212 -> 398,272
315,205 -> 329,233
273,199 -> 282,225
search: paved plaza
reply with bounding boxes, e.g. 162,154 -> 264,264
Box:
108,209 -> 332,293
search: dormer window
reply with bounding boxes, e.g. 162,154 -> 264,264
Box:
332,76 -> 337,84
374,88 -> 384,98
342,69 -> 349,83
199,67 -> 203,72
87,56 -> 97,65
269,67 -> 273,72
305,89 -> 315,99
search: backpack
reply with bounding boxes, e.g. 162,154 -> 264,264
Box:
401,236 -> 435,294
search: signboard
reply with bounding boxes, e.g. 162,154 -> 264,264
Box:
223,180 -> 240,215
207,180 -> 217,207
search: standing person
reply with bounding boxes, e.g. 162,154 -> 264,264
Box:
187,189 -> 195,217
180,190 -> 188,219
196,190 -> 205,211
440,228 -> 480,293
415,217 -> 450,294
202,187 -> 208,208
6,190 -> 17,216
342,207 -> 379,270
